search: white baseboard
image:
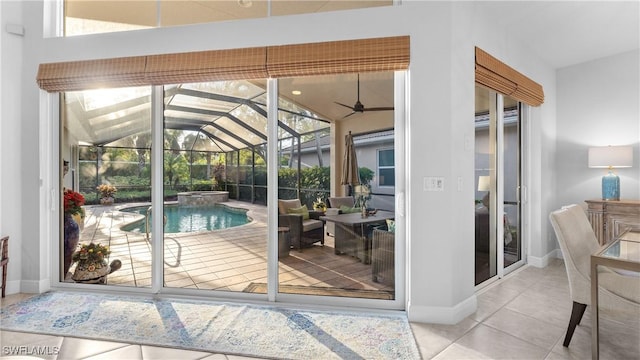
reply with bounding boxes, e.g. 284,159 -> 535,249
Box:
4,280 -> 22,296
20,278 -> 51,294
407,294 -> 477,324
527,249 -> 562,268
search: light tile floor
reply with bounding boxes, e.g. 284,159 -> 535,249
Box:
2,259 -> 639,359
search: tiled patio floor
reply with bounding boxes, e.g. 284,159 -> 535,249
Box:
68,201 -> 393,297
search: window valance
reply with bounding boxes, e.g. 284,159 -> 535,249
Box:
475,47 -> 544,106
266,36 -> 410,77
36,56 -> 148,92
36,36 -> 410,92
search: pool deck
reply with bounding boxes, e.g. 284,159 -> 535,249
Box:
69,200 -> 393,297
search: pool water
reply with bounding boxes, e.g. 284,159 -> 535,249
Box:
121,204 -> 250,233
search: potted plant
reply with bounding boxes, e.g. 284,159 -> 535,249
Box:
71,242 -> 112,283
97,184 -> 117,205
312,197 -> 327,212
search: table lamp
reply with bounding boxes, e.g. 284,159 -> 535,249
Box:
477,175 -> 490,208
588,146 -> 633,201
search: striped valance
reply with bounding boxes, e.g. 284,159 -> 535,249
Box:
475,47 -> 544,106
37,36 -> 410,92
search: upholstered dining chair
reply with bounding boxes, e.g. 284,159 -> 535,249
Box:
1,235 -> 9,298
277,199 -> 324,251
549,204 -> 640,347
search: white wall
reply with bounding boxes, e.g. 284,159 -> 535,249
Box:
4,0 -> 620,324
0,0 -> 25,295
462,0 -> 561,267
556,50 -> 640,213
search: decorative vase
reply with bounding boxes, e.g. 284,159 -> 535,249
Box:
100,197 -> 114,205
63,213 -> 80,277
72,259 -> 110,284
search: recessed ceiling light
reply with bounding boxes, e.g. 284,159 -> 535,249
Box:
292,90 -> 302,95
238,0 -> 253,8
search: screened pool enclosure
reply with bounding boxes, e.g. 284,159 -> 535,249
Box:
65,80 -> 333,208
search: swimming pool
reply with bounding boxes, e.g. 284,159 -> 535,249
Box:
120,204 -> 250,233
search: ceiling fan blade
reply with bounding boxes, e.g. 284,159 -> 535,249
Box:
334,101 -> 355,110
334,74 -> 393,118
341,111 -> 357,119
364,107 -> 395,112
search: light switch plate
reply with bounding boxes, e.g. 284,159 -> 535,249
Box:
424,177 -> 445,191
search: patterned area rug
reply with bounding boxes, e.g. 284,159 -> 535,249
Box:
0,291 -> 420,360
243,282 -> 394,300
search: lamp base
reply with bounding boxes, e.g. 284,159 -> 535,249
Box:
601,171 -> 620,201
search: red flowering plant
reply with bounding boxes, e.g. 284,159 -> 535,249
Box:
64,189 -> 85,216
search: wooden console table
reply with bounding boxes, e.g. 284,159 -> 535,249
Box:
585,199 -> 640,245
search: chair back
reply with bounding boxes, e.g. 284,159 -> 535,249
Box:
1,235 -> 8,298
549,204 -> 600,304
278,199 -> 302,215
0,236 -> 8,265
328,197 -> 354,208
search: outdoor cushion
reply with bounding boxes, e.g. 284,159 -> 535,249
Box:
287,205 -> 310,220
302,219 -> 323,232
386,219 -> 396,233
339,205 -> 361,214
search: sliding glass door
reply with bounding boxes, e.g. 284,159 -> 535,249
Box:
275,73 -> 398,300
474,86 -> 524,286
59,72 -> 405,309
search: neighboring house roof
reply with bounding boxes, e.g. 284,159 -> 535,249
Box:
284,129 -> 394,154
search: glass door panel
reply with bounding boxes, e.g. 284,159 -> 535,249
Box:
162,81 -> 268,292
276,73 -> 396,300
474,86 -> 496,285
61,86 -> 152,286
502,100 -> 522,269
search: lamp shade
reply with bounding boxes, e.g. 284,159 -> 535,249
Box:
588,146 -> 633,168
477,176 -> 490,191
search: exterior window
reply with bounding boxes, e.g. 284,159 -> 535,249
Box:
64,0 -> 392,37
378,149 -> 394,187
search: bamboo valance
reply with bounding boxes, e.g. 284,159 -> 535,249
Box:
36,56 -> 148,92
36,36 -> 410,92
475,47 -> 544,106
145,47 -> 269,85
266,36 -> 410,77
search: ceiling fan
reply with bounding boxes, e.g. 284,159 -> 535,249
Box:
334,74 -> 394,118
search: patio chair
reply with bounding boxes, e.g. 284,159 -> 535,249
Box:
372,229 -> 394,287
549,204 -> 640,347
328,197 -> 355,209
278,199 -> 324,251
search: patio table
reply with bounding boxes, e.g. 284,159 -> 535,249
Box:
320,211 -> 394,264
